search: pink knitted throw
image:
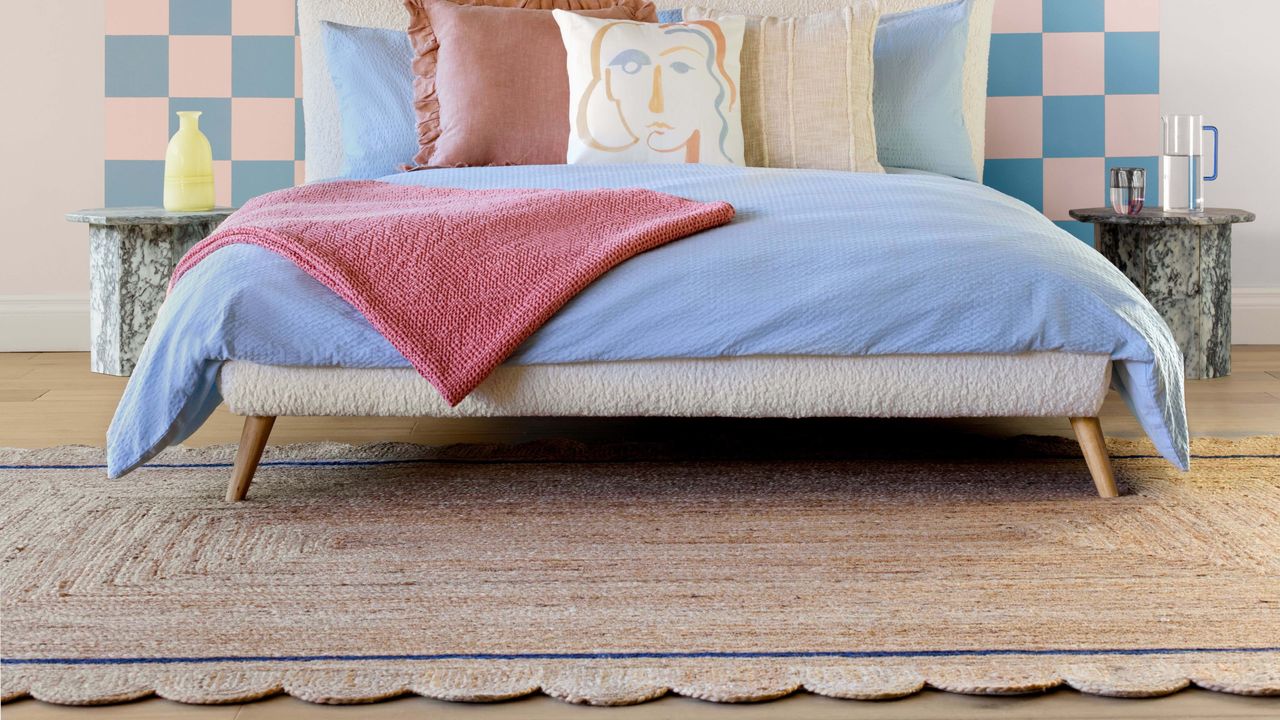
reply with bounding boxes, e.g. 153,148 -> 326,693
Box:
171,180 -> 734,405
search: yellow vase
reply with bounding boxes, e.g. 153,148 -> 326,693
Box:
163,111 -> 216,212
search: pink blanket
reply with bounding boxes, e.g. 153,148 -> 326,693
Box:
171,180 -> 734,405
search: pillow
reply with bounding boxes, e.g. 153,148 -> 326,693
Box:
322,22 -> 418,179
874,0 -> 977,180
403,0 -> 658,168
553,11 -> 746,165
684,4 -> 882,173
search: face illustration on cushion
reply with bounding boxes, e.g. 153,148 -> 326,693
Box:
578,21 -> 738,163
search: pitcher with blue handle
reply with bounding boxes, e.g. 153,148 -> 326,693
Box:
1161,114 -> 1218,214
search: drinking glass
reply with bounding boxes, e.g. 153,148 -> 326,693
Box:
1110,167 -> 1145,215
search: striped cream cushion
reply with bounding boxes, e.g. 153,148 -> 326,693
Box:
684,4 -> 882,173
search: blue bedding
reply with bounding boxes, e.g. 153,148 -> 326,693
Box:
108,164 -> 1188,476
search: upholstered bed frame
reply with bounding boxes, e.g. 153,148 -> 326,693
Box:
216,0 -> 1121,501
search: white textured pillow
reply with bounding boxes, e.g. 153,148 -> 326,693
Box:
553,11 -> 746,165
685,3 -> 882,173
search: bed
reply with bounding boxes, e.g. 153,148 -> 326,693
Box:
105,0 -> 1189,501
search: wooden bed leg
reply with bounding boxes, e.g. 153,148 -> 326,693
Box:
227,415 -> 276,502
1069,416 -> 1119,498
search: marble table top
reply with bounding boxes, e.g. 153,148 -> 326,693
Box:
1068,207 -> 1255,226
66,207 -> 237,226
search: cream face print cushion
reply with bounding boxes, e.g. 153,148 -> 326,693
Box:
554,11 -> 746,165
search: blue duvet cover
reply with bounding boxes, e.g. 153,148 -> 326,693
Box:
108,165 -> 1188,476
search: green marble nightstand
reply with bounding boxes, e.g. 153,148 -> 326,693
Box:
1069,207 -> 1256,379
66,207 -> 235,376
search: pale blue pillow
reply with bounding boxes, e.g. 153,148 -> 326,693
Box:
874,0 -> 977,180
321,21 -> 418,179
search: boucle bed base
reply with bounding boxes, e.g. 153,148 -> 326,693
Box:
219,353 -> 1111,419
216,353 -> 1121,501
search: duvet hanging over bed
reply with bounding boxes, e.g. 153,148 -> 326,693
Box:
108,165 -> 1188,477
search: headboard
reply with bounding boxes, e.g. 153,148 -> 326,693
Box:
298,0 -> 993,181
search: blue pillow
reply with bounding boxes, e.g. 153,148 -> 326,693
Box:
874,0 -> 977,180
321,21 -> 418,180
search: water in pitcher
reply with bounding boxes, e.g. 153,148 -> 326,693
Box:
1161,153 -> 1202,213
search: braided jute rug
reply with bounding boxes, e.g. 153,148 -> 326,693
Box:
2,435 -> 1278,706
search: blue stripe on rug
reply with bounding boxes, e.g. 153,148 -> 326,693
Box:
4,646 -> 1279,666
1,454 -> 1277,471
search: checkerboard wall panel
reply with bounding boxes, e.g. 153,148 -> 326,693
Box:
106,0 -> 1159,241
985,0 -> 1161,244
105,0 -> 300,208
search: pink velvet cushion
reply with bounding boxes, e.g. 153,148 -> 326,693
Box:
404,0 -> 658,168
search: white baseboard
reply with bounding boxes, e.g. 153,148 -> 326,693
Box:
1233,287 -> 1280,345
0,295 -> 90,352
0,289 -> 1277,353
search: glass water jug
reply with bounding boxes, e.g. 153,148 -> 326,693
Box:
1161,114 -> 1218,213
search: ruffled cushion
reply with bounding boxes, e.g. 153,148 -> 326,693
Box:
404,0 -> 657,168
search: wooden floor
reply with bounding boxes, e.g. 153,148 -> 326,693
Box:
3,348 -> 1279,719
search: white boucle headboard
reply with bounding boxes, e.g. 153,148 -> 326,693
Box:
298,0 -> 993,182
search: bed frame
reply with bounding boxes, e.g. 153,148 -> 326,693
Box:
217,355 -> 1119,500
218,0 -> 1119,501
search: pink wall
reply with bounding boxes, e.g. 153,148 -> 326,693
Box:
0,4 -> 105,300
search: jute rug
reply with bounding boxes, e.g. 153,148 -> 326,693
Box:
1,435 -> 1278,706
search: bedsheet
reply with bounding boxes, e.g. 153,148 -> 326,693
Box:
108,164 -> 1188,476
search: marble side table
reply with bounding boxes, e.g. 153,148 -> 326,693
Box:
1069,207 -> 1255,379
66,207 -> 235,376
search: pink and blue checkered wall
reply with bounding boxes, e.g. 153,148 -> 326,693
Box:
984,0 -> 1160,243
105,0 -> 302,209
105,0 -> 1160,243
